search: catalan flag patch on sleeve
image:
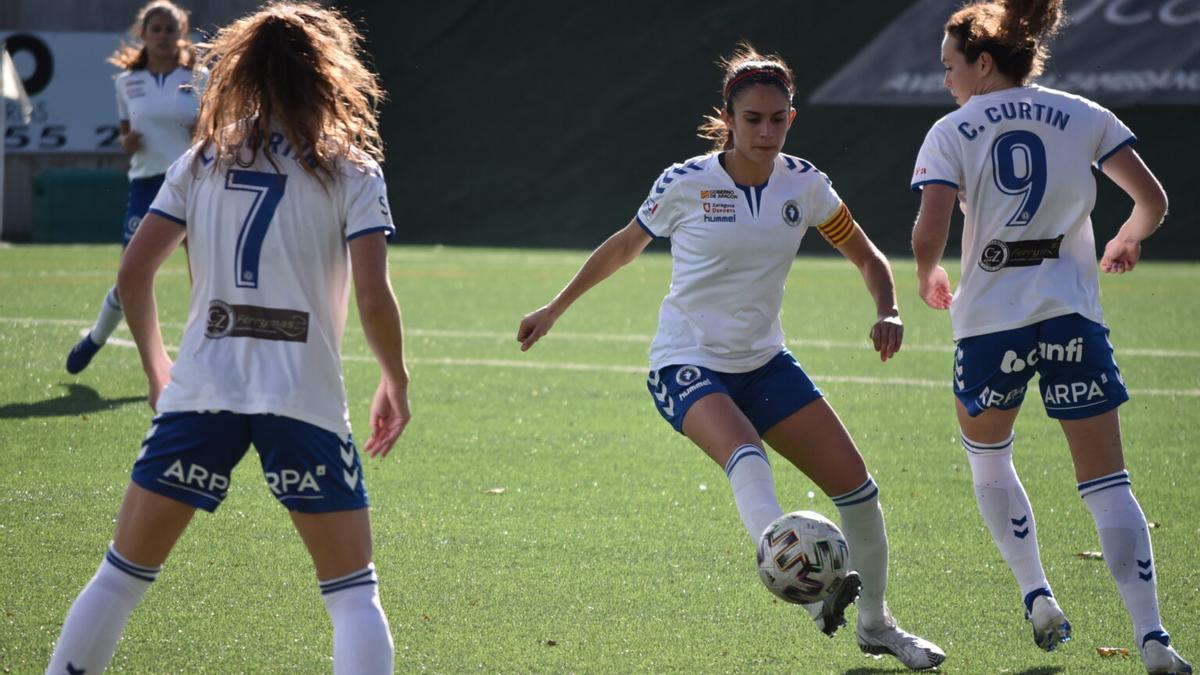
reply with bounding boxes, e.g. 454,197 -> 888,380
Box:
816,202 -> 855,247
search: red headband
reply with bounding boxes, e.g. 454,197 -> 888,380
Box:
723,67 -> 793,102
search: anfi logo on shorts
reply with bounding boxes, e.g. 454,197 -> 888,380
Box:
1000,338 -> 1084,373
676,365 -> 702,386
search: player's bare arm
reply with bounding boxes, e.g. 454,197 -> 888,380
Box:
1099,146 -> 1168,274
517,219 -> 652,351
116,212 -> 186,410
831,222 -> 903,361
911,183 -> 957,310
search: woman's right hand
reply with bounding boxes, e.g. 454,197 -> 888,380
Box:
917,265 -> 953,310
517,305 -> 562,352
364,377 -> 410,458
120,131 -> 143,154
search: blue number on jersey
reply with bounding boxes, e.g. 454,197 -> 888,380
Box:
226,170 -> 288,288
990,130 -> 1046,227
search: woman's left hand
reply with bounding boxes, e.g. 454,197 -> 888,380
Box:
870,315 -> 903,362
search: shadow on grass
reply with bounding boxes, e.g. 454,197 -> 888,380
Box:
844,666 -> 1063,675
0,383 -> 143,419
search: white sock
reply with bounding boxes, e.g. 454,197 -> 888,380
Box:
962,433 -> 1051,600
1079,471 -> 1164,643
724,444 -> 783,543
46,544 -> 160,675
833,476 -> 887,628
90,286 -> 124,345
320,564 -> 394,675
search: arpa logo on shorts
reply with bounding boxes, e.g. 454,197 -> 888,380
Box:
265,467 -> 324,497
162,460 -> 230,497
1044,375 -> 1109,407
976,384 -> 1027,410
1000,338 -> 1084,373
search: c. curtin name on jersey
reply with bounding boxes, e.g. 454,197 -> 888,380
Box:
957,101 -> 1070,140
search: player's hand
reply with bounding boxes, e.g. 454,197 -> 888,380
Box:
364,377 -> 409,458
121,131 -> 142,154
870,314 -> 903,362
146,363 -> 172,413
517,304 -> 561,352
918,266 -> 953,310
1101,237 -> 1141,274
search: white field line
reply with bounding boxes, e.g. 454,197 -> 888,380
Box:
5,316 -> 1198,360
89,335 -> 1200,398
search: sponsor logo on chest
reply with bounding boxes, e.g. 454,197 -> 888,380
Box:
699,188 -> 737,223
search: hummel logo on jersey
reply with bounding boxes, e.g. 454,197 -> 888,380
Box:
1000,338 -> 1084,373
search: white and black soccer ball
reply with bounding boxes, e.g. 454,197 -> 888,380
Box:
756,510 -> 849,604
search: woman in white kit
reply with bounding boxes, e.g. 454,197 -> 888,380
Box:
66,0 -> 203,375
518,42 -> 945,670
910,0 -> 1190,672
47,3 -> 408,673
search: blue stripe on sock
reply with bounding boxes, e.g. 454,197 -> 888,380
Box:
831,477 -> 874,504
723,444 -> 768,476
961,433 -> 1014,453
1024,587 -> 1053,613
319,567 -> 374,590
320,578 -> 378,595
833,483 -> 878,507
1078,480 -> 1132,497
1142,630 -> 1170,648
1077,470 -> 1130,493
105,551 -> 159,582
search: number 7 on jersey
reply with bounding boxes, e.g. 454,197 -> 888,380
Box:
226,169 -> 288,289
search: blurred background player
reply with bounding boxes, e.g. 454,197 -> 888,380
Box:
46,3 -> 407,673
518,43 -> 945,671
910,1 -> 1191,672
65,0 -> 201,374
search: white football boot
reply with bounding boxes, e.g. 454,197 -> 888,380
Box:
1141,633 -> 1192,675
804,571 -> 861,637
856,605 -> 947,670
1027,593 -> 1072,651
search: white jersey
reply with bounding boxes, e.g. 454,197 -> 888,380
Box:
116,66 -> 204,179
148,135 -> 395,435
912,85 -> 1135,340
637,152 -> 853,373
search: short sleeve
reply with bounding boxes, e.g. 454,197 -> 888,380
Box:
634,164 -> 684,238
343,161 -> 395,241
802,173 -> 855,247
911,122 -> 962,192
1094,107 -> 1136,169
115,76 -> 129,121
146,147 -> 196,226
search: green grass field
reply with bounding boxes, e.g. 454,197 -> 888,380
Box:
1,243 -> 1196,673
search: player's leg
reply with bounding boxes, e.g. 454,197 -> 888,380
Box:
648,365 -> 783,542
253,416 -> 392,675
1043,316 -> 1190,673
46,411 -> 249,673
955,327 -> 1068,651
65,176 -> 161,375
762,399 -> 943,668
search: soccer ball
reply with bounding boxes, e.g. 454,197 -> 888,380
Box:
756,510 -> 850,604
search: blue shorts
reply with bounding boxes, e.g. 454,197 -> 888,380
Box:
647,349 -> 823,434
131,411 -> 369,513
122,174 -> 166,246
954,313 -> 1128,420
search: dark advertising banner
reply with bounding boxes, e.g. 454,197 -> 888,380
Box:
809,0 -> 1200,106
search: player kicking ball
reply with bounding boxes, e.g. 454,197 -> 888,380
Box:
519,42 -> 945,670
